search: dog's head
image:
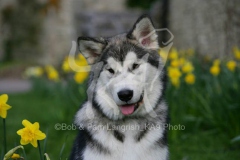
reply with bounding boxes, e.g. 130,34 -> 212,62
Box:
78,15 -> 166,120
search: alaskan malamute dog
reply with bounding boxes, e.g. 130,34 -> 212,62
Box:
70,14 -> 168,160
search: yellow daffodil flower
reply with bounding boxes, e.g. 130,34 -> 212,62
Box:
17,119 -> 46,148
185,73 -> 195,84
76,54 -> 88,66
170,77 -> 180,87
45,65 -> 59,82
168,67 -> 182,87
170,59 -> 179,67
24,67 -> 43,78
168,67 -> 182,79
62,57 -> 72,72
159,49 -> 168,61
226,60 -> 237,72
182,62 -> 194,73
74,72 -> 89,84
210,65 -> 220,76
169,48 -> 178,60
234,49 -> 240,60
178,58 -> 186,66
62,54 -> 89,73
0,94 -> 12,119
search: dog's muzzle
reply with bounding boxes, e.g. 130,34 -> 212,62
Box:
117,90 -> 144,115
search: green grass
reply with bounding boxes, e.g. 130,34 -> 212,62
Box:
170,132 -> 240,159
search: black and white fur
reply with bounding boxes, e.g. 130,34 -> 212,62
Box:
70,15 -> 168,160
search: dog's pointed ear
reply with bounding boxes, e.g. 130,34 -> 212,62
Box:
78,37 -> 107,64
127,15 -> 159,49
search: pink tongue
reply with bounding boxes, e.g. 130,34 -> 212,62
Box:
120,105 -> 135,115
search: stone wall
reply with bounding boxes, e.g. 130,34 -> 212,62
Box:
38,0 -> 75,65
0,0 -> 43,62
74,0 -> 127,12
0,0 -> 16,61
169,0 -> 240,58
75,11 -> 142,38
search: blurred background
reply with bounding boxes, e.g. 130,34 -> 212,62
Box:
0,0 -> 240,159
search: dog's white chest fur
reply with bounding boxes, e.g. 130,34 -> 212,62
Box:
82,125 -> 168,160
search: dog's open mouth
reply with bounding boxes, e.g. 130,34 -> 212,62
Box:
120,95 -> 143,115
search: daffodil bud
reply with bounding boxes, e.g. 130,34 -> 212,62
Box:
4,145 -> 24,160
11,153 -> 24,160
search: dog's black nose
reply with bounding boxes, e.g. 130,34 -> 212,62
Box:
118,89 -> 133,102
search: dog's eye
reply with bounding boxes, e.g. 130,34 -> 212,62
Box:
132,63 -> 140,70
107,68 -> 115,74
